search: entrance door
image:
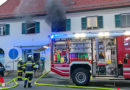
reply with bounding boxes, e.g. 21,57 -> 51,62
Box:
0,48 -> 4,64
22,49 -> 33,62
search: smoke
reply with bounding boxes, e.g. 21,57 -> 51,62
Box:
45,0 -> 66,32
15,0 -> 42,23
15,0 -> 67,31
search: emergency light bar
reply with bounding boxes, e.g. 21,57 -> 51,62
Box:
49,30 -> 130,39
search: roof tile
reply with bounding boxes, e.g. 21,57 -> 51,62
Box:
0,0 -> 130,18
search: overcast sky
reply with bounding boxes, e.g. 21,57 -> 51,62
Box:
0,0 -> 7,6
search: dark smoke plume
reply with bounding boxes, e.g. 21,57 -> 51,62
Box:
45,0 -> 66,32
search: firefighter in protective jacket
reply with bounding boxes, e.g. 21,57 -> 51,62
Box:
17,58 -> 23,81
23,55 -> 36,88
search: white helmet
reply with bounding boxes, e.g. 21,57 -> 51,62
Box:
28,55 -> 33,59
19,58 -> 22,61
28,55 -> 32,58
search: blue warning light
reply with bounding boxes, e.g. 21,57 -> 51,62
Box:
50,35 -> 54,39
50,34 -> 72,39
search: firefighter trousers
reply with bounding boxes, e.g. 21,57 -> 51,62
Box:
18,72 -> 23,81
24,74 -> 33,88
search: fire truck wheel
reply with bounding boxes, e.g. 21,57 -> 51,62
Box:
71,68 -> 90,86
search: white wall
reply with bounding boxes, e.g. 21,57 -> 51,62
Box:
0,17 -> 51,70
64,7 -> 130,33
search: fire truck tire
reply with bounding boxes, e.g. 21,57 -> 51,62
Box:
71,68 -> 90,86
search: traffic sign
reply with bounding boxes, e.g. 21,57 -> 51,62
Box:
9,49 -> 18,59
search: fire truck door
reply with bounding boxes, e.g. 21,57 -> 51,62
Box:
123,53 -> 130,79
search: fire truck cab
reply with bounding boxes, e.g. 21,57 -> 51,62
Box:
50,31 -> 130,86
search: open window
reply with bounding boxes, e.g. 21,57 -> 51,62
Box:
26,23 -> 35,34
22,22 -> 40,34
52,19 -> 71,32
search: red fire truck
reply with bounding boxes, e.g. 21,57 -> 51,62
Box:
50,31 -> 130,86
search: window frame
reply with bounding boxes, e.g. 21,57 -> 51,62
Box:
26,23 -> 36,34
0,24 -> 9,36
22,22 -> 40,34
81,16 -> 103,30
51,19 -> 71,32
120,13 -> 130,28
87,16 -> 98,30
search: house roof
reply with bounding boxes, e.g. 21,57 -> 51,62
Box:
0,0 -> 130,19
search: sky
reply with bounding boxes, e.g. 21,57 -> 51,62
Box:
0,0 -> 7,6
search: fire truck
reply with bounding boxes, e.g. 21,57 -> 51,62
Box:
50,30 -> 130,86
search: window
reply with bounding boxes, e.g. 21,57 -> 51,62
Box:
87,17 -> 98,29
121,14 -> 130,27
81,16 -> 103,30
0,24 -> 10,36
26,23 -> 35,34
52,19 -> 71,32
115,14 -> 130,27
22,22 -> 40,34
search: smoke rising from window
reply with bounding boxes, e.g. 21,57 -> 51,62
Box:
45,0 -> 66,32
45,0 -> 66,25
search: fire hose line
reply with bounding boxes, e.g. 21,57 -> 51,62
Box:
34,71 -> 121,90
0,77 -> 18,90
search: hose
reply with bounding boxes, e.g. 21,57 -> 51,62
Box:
0,77 -> 18,90
34,71 -> 121,90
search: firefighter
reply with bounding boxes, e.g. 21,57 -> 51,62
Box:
23,55 -> 36,88
17,58 -> 23,81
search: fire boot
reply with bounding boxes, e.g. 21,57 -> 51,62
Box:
24,80 -> 27,88
28,83 -> 32,88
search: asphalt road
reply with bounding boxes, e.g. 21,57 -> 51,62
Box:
11,79 -> 130,90
3,72 -> 130,90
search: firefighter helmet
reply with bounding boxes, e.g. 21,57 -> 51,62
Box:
28,55 -> 33,60
19,58 -> 22,61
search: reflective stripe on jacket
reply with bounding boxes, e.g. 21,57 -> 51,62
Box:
24,60 -> 36,74
17,61 -> 23,72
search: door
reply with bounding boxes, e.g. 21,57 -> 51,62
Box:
33,53 -> 40,62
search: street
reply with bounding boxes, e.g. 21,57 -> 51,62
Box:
3,72 -> 130,90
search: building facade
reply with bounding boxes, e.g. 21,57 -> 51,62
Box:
0,0 -> 130,71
